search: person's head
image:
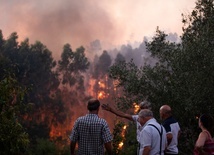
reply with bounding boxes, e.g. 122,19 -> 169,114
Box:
138,109 -> 153,126
139,100 -> 152,110
159,104 -> 172,120
199,114 -> 214,132
87,98 -> 100,112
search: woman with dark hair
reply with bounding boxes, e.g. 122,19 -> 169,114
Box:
194,114 -> 214,155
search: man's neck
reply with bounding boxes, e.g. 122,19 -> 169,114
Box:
89,110 -> 98,115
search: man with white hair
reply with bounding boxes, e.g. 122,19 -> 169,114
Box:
102,100 -> 152,154
138,109 -> 167,155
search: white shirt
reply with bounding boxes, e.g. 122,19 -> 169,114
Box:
139,118 -> 167,155
132,115 -> 144,142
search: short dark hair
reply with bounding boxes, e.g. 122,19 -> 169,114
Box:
87,99 -> 100,111
200,114 -> 214,134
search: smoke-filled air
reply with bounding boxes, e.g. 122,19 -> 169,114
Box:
3,0 -> 213,155
0,0 -> 195,57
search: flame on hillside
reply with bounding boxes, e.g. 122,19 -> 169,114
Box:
118,142 -> 124,148
133,102 -> 140,114
98,81 -> 105,88
47,76 -> 115,146
98,91 -> 109,99
118,125 -> 127,150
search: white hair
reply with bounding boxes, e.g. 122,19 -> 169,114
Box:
139,101 -> 152,110
138,109 -> 153,118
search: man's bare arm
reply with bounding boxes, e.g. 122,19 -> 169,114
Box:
166,133 -> 173,145
70,141 -> 76,155
142,146 -> 151,155
102,104 -> 133,121
104,141 -> 113,155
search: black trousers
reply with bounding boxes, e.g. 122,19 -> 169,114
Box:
164,153 -> 178,155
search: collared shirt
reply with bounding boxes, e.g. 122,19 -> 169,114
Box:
162,116 -> 180,154
70,114 -> 113,155
139,118 -> 167,155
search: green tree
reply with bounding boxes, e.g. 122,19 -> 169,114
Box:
92,50 -> 113,98
108,0 -> 214,154
114,53 -> 125,65
0,74 -> 29,155
15,40 -> 60,145
109,59 -> 145,110
93,50 -> 112,79
0,31 -> 63,150
58,44 -> 90,90
33,138 -> 57,155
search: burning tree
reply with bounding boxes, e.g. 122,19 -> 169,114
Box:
91,50 -> 114,99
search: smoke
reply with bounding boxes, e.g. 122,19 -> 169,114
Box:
0,0 -> 197,145
0,0 -> 195,59
0,0 -> 125,59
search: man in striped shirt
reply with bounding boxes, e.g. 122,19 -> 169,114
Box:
70,99 -> 113,155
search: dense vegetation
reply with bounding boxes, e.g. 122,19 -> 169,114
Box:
109,0 -> 214,154
0,0 -> 213,154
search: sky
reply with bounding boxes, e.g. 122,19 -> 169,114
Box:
0,0 -> 196,59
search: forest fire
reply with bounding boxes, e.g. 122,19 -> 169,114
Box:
47,76 -> 115,147
118,125 -> 127,150
133,102 -> 140,114
98,91 -> 109,99
97,79 -> 111,99
98,91 -> 104,99
118,142 -> 124,149
98,81 -> 105,88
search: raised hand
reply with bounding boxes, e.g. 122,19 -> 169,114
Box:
101,104 -> 111,111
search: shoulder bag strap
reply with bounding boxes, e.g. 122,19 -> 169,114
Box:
148,124 -> 163,154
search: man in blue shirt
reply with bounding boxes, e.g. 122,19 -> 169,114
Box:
160,105 -> 180,155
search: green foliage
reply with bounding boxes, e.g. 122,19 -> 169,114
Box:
33,138 -> 57,155
0,29 -> 92,153
58,44 -> 90,88
112,121 -> 125,155
93,50 -> 112,79
111,121 -> 137,155
0,75 -> 29,154
0,30 -> 65,147
109,60 -> 145,110
119,122 -> 137,155
114,53 -> 125,65
58,145 -> 70,155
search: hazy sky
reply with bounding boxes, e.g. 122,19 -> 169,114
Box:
0,0 -> 196,58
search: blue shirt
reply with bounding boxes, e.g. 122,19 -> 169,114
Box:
162,116 -> 180,154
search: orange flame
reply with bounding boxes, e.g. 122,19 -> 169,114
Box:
118,125 -> 127,150
98,81 -> 105,88
118,142 -> 124,148
133,102 -> 140,114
